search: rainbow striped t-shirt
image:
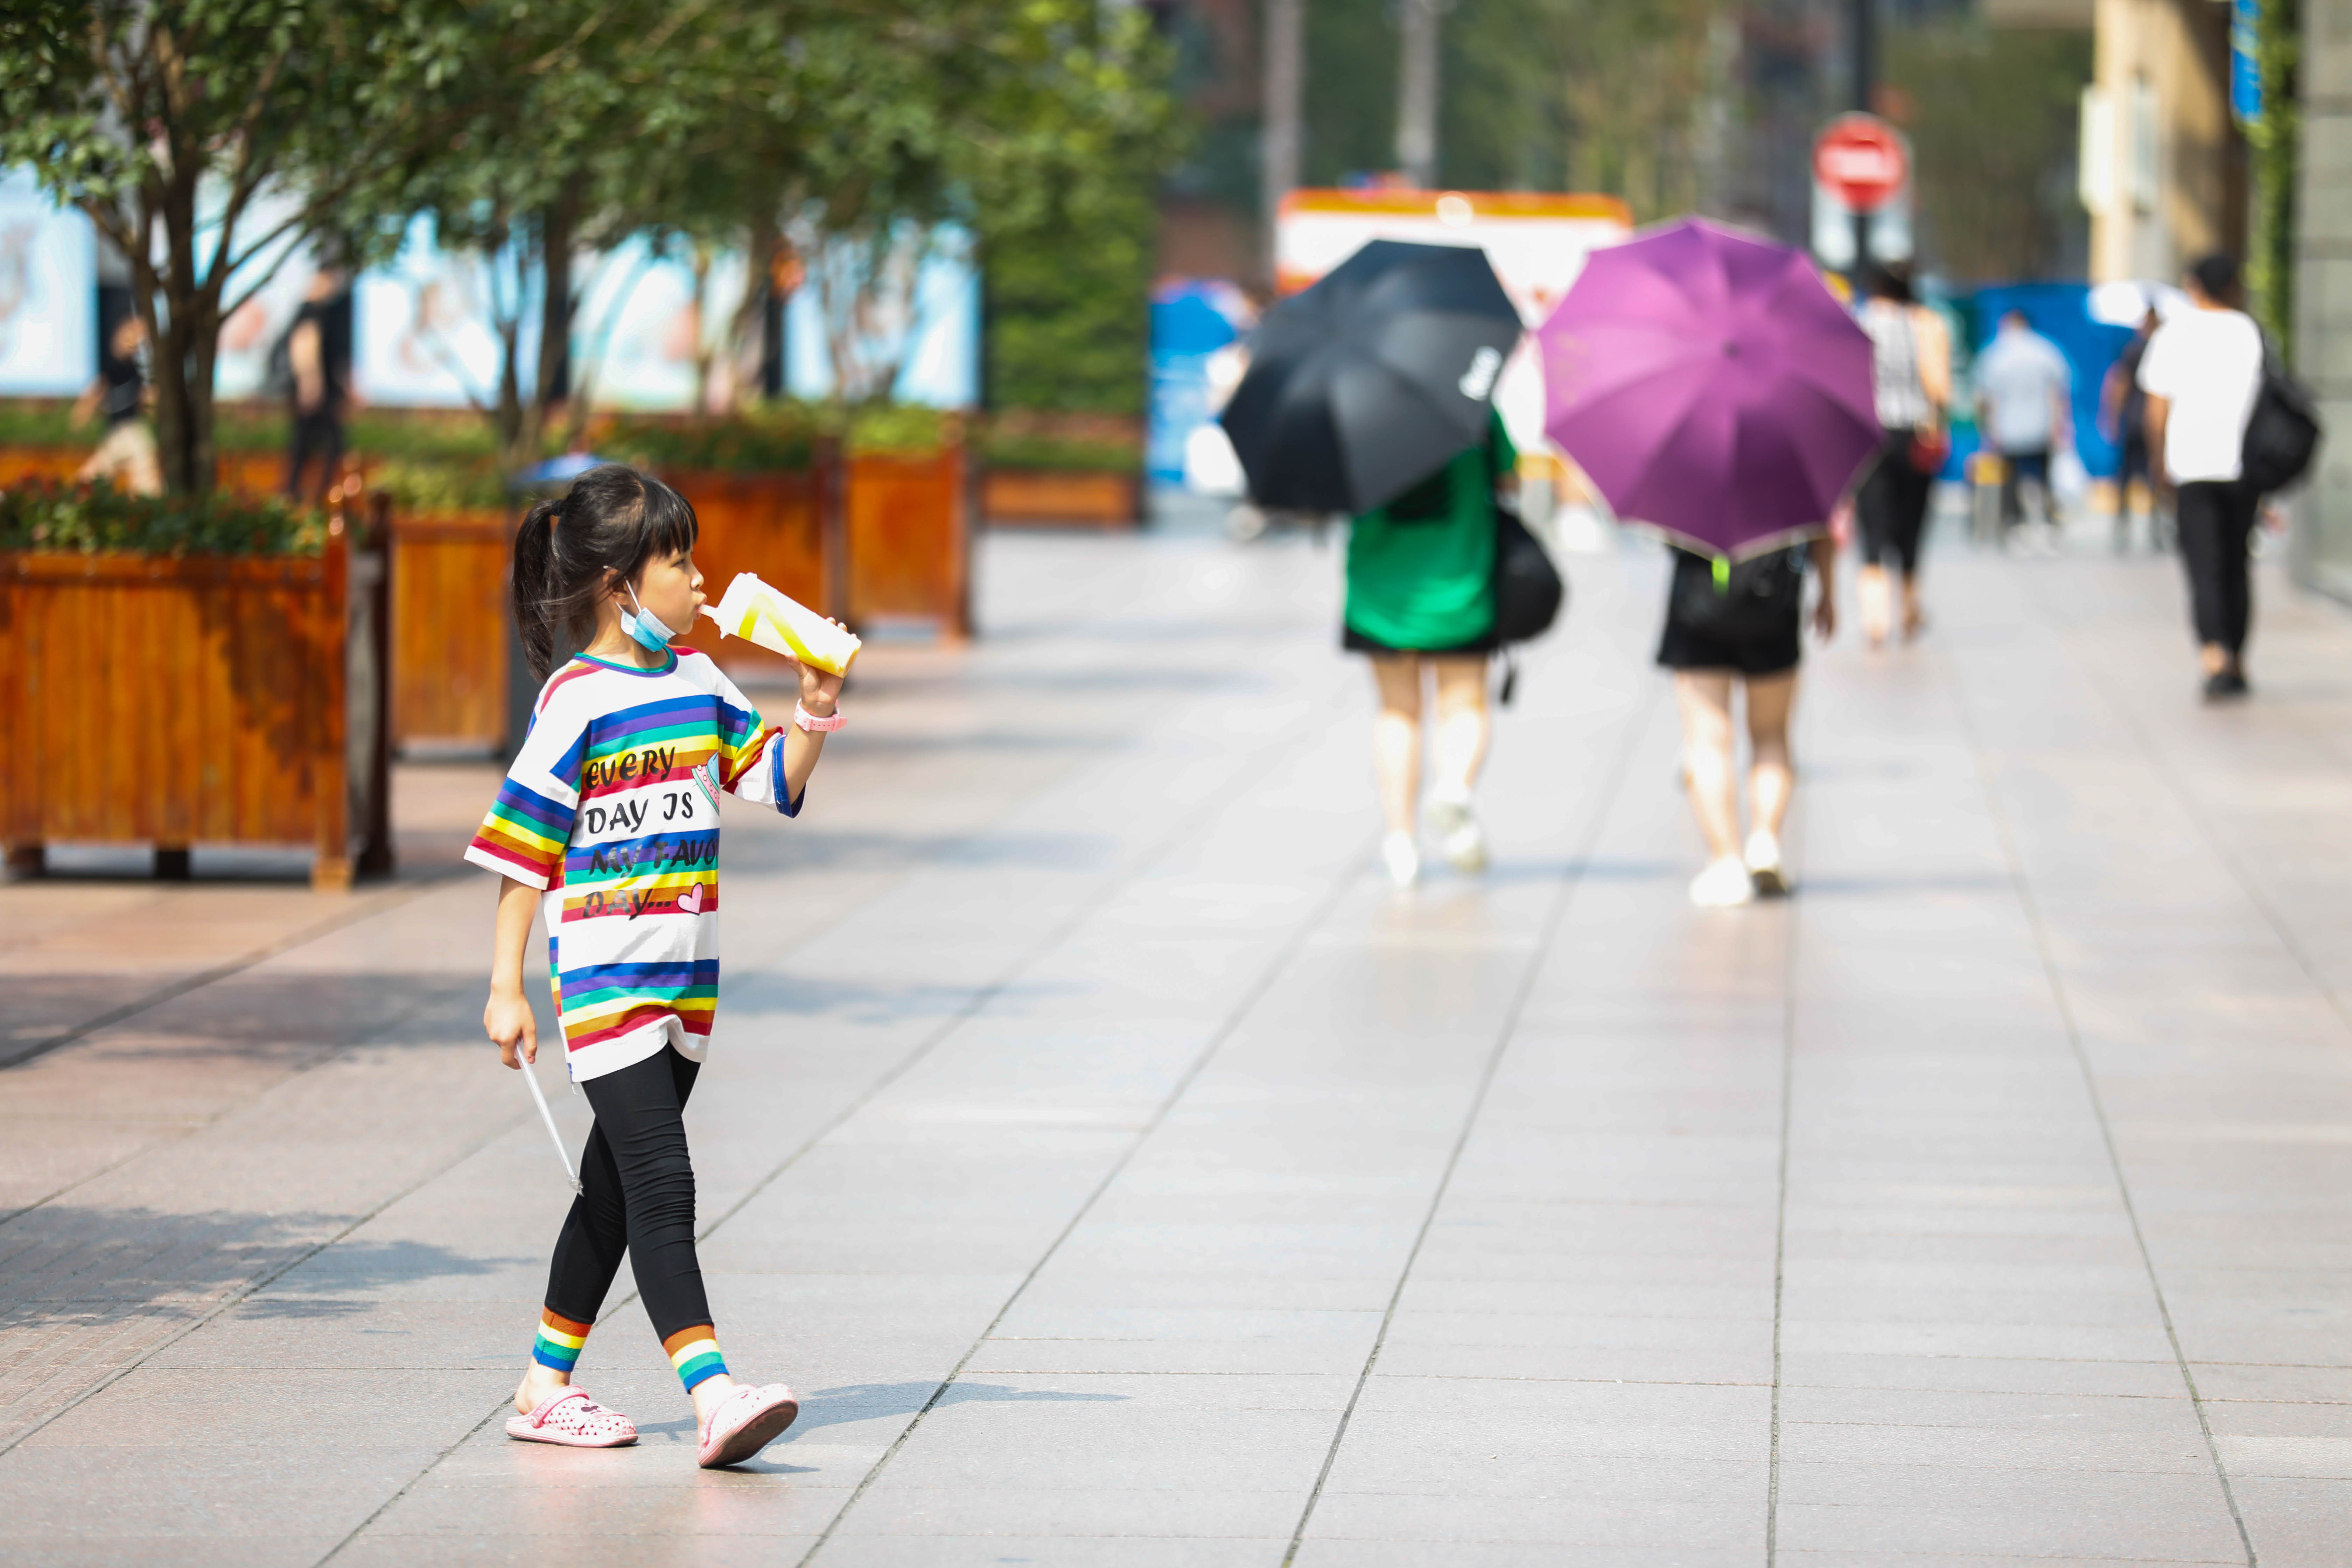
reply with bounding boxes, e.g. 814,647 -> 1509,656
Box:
464,648 -> 798,1082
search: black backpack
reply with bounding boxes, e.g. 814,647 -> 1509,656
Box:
2241,345 -> 2321,496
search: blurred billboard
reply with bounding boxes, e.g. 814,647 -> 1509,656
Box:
0,170 -> 96,396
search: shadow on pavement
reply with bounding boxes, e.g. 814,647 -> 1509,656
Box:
0,1205 -> 509,1326
779,1379 -> 1128,1437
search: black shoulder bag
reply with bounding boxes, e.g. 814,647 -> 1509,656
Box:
1487,432 -> 1566,704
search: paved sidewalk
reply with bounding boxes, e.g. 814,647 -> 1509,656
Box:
3,524 -> 2349,1566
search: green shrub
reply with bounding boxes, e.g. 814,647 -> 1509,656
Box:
370,458 -> 509,513
601,406 -> 825,472
978,430 -> 1140,472
844,402 -> 950,456
0,479 -> 326,555
0,400 -> 86,446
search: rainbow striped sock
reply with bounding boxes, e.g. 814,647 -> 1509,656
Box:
663,1325 -> 728,1391
533,1309 -> 591,1373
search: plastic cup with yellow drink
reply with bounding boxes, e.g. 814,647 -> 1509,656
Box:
699,573 -> 861,675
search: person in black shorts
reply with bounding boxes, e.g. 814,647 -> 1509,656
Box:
1658,535 -> 1836,906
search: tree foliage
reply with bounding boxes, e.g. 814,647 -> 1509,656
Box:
1886,21 -> 2092,284
0,0 -> 477,493
1,0 -> 1184,488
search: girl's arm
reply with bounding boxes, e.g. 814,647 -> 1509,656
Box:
1914,308 -> 1954,415
483,876 -> 541,1069
1808,534 -> 1839,642
776,654 -> 847,805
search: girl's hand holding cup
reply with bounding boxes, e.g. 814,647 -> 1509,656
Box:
791,623 -> 850,714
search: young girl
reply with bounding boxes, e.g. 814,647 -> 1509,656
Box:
469,464 -> 845,1468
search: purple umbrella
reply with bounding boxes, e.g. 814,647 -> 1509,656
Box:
1538,217 -> 1878,560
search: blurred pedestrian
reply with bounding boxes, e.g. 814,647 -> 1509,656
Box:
1852,262 -> 1951,645
1975,309 -> 2072,555
281,269 -> 349,504
474,465 -> 832,1467
2137,253 -> 2266,699
71,306 -> 160,496
1346,409 -> 1513,887
1660,538 -> 1837,906
2101,304 -> 2165,552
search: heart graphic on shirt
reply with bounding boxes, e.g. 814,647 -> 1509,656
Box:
676,883 -> 706,915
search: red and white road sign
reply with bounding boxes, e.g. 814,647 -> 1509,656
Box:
1812,114 -> 1909,214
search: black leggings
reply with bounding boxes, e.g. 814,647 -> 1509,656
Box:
2175,479 -> 2261,657
1857,428 -> 1933,576
284,411 -> 343,504
545,1046 -> 712,1342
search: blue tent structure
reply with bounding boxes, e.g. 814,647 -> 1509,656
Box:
1957,282 -> 2139,480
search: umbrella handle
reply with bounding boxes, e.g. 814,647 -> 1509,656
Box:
520,1052 -> 584,1196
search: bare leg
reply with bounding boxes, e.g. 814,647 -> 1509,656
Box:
1744,671 -> 1798,841
1857,564 -> 1891,647
1674,671 -> 1741,861
1428,656 -> 1491,801
1368,654 -> 1423,837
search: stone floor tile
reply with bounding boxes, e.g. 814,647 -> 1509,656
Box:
1300,1489 -> 1764,1547
832,1483 -> 1303,1539
9,534 -> 2352,1563
804,1537 -> 1287,1568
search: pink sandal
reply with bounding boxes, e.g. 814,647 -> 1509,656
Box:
697,1383 -> 799,1468
507,1387 -> 638,1448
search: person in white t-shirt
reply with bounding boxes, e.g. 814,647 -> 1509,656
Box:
2137,253 -> 2266,699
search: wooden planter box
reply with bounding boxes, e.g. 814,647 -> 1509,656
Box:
982,468 -> 1139,530
0,521 -> 392,887
0,443 -> 360,498
391,507 -> 511,752
847,446 -> 972,638
664,465 -> 839,678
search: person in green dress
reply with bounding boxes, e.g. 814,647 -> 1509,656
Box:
1343,411 -> 1514,887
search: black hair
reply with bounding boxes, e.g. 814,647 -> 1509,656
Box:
1859,261 -> 1914,304
510,463 -> 698,682
2189,252 -> 2241,303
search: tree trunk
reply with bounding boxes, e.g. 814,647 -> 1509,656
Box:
1394,0 -> 1441,190
690,244 -> 716,414
1261,0 -> 1305,279
152,169 -> 219,496
530,193 -> 579,465
724,222 -> 784,409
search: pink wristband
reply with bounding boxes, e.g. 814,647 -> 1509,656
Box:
794,702 -> 845,733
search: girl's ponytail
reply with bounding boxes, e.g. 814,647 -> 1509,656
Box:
505,465 -> 699,690
511,498 -> 564,684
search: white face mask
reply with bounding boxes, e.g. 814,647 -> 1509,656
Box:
620,581 -> 676,653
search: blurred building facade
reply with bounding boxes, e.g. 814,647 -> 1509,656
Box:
2294,1 -> 2352,600
2078,0 -> 2247,284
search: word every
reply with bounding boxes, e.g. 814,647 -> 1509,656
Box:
583,744 -> 682,793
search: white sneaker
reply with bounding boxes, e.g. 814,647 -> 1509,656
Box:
1427,795 -> 1488,873
1689,856 -> 1756,908
1744,831 -> 1787,898
1380,831 -> 1420,888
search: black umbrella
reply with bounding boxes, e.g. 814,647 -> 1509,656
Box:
1219,239 -> 1523,513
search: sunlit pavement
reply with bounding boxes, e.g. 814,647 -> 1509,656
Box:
4,516 -> 2349,1565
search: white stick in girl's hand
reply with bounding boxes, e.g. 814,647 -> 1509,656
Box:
520,1052 -> 584,1196
699,573 -> 861,675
